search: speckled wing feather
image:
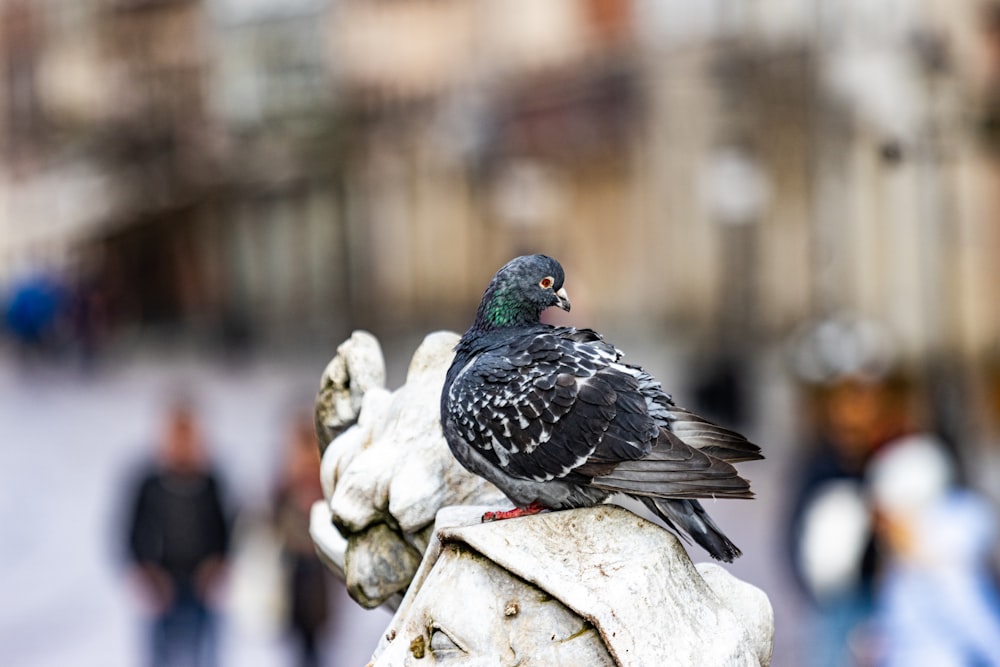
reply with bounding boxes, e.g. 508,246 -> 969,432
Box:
444,326 -> 757,495
445,328 -> 647,482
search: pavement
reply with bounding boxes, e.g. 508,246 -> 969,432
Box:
0,335 -> 812,666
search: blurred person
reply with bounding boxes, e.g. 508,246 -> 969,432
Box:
67,269 -> 114,370
868,434 -> 1000,667
787,374 -> 913,667
273,411 -> 334,667
3,269 -> 66,361
125,401 -> 231,667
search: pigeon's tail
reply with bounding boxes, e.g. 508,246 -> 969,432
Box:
639,496 -> 742,562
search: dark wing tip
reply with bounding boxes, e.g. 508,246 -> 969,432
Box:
639,497 -> 743,561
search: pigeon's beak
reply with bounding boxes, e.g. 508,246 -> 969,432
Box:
555,287 -> 571,312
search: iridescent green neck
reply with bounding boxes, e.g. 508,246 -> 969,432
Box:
476,286 -> 537,329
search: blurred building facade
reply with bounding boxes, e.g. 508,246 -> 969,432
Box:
1,0 -> 999,367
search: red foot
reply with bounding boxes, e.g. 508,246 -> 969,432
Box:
482,502 -> 547,522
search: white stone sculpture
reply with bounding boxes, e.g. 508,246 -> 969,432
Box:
372,505 -> 773,666
311,330 -> 507,608
310,331 -> 774,666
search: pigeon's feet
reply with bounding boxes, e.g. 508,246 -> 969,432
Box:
481,502 -> 546,522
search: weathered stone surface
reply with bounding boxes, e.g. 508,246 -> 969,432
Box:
314,330 -> 386,452
374,505 -> 774,667
696,563 -> 775,666
311,331 -> 506,608
345,523 -> 424,610
374,540 -> 617,666
309,500 -> 346,579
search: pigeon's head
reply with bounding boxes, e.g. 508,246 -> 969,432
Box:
476,254 -> 571,328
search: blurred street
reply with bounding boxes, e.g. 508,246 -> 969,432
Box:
0,345 -> 392,667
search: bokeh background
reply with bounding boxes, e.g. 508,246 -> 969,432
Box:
3,0 -> 1000,665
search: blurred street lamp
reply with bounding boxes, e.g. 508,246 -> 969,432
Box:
701,144 -> 772,227
701,144 -> 771,346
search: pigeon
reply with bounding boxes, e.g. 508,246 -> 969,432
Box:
440,254 -> 763,561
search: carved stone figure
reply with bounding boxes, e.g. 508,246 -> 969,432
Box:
312,330 -> 507,608
310,331 -> 774,665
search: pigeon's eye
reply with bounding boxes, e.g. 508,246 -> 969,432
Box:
539,276 -> 554,289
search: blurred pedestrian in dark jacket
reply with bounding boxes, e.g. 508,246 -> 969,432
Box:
126,401 -> 231,667
273,411 -> 333,667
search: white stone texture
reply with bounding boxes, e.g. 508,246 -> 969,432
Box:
374,505 -> 774,666
311,331 -> 507,608
314,330 -> 387,450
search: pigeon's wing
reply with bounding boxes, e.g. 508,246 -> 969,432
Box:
446,327 -> 760,498
615,359 -> 764,464
584,429 -> 756,499
444,328 -> 657,483
664,406 -> 764,463
579,363 -> 760,499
